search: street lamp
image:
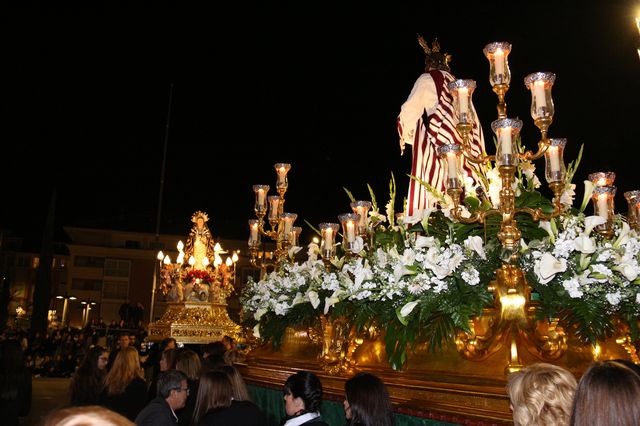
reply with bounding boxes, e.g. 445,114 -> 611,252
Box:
56,293 -> 77,325
80,300 -> 97,327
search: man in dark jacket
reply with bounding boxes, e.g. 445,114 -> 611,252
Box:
135,370 -> 189,426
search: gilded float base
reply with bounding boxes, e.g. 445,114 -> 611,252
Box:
238,325 -> 636,425
147,301 -> 242,344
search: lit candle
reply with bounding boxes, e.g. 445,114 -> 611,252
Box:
597,193 -> 609,220
548,146 -> 561,173
250,222 -> 259,242
323,227 -> 333,254
499,127 -> 512,155
458,87 -> 469,115
257,188 -> 265,207
533,80 -> 546,113
446,151 -> 458,180
276,167 -> 287,185
494,48 -> 505,77
346,221 -> 355,243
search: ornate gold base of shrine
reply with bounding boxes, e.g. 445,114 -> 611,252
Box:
147,301 -> 242,345
238,321 -> 637,425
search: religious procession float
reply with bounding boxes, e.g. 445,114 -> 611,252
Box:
232,39 -> 640,425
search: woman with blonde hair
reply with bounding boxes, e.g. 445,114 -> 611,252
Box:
99,346 -> 147,421
217,364 -> 252,401
43,405 -> 134,426
507,362 -> 576,426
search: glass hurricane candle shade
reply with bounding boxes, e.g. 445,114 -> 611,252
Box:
280,213 -> 298,242
588,171 -> 616,187
267,196 -> 282,222
624,190 -> 640,230
447,79 -> 477,125
524,72 -> 556,122
253,184 -> 270,214
338,213 -> 360,253
274,163 -> 291,191
319,223 -> 340,259
483,42 -> 512,86
543,138 -> 567,183
591,186 -> 616,228
437,144 -> 462,189
290,226 -> 302,247
491,118 -> 523,167
350,201 -> 372,236
248,219 -> 261,249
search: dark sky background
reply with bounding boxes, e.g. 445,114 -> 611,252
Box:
3,1 -> 639,247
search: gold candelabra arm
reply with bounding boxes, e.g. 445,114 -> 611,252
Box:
518,315 -> 568,361
457,123 -> 493,164
520,138 -> 550,162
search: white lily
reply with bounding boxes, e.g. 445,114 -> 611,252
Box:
404,208 -> 434,226
308,291 -> 321,309
253,323 -> 261,338
323,290 -> 343,315
535,253 -> 567,284
415,235 -> 436,249
351,236 -> 365,254
307,242 -> 320,261
539,220 -> 555,243
400,300 -> 420,317
583,215 -> 607,236
613,221 -> 631,249
574,234 -> 597,254
291,292 -> 305,306
579,180 -> 596,213
464,235 -> 486,260
288,245 -> 302,259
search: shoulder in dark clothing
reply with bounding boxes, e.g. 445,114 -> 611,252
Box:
199,400 -> 266,426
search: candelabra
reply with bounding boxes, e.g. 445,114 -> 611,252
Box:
248,163 -> 299,276
449,42 -> 570,372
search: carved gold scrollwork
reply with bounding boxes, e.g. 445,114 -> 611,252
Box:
308,314 -> 363,375
456,264 -> 568,370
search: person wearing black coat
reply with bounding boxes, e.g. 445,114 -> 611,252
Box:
0,339 -> 32,426
199,399 -> 266,426
135,370 -> 189,426
281,371 -> 329,426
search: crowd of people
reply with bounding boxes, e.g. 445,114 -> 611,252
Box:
2,322 -> 640,426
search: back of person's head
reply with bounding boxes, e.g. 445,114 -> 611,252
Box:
507,363 -> 576,426
570,360 -> 640,426
283,371 -> 323,413
161,337 -> 176,351
192,370 -> 234,424
175,348 -> 201,381
203,341 -> 226,357
345,372 -> 394,426
43,405 -> 134,426
157,369 -> 188,399
217,364 -> 251,401
104,346 -> 142,395
160,347 -> 177,371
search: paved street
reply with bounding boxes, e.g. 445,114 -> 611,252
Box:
22,377 -> 71,426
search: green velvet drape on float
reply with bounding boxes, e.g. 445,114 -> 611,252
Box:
248,384 -> 458,426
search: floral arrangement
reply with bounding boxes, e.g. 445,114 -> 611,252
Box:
186,269 -> 213,284
240,145 -> 640,369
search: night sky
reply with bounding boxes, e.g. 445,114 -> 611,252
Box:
3,1 -> 639,246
